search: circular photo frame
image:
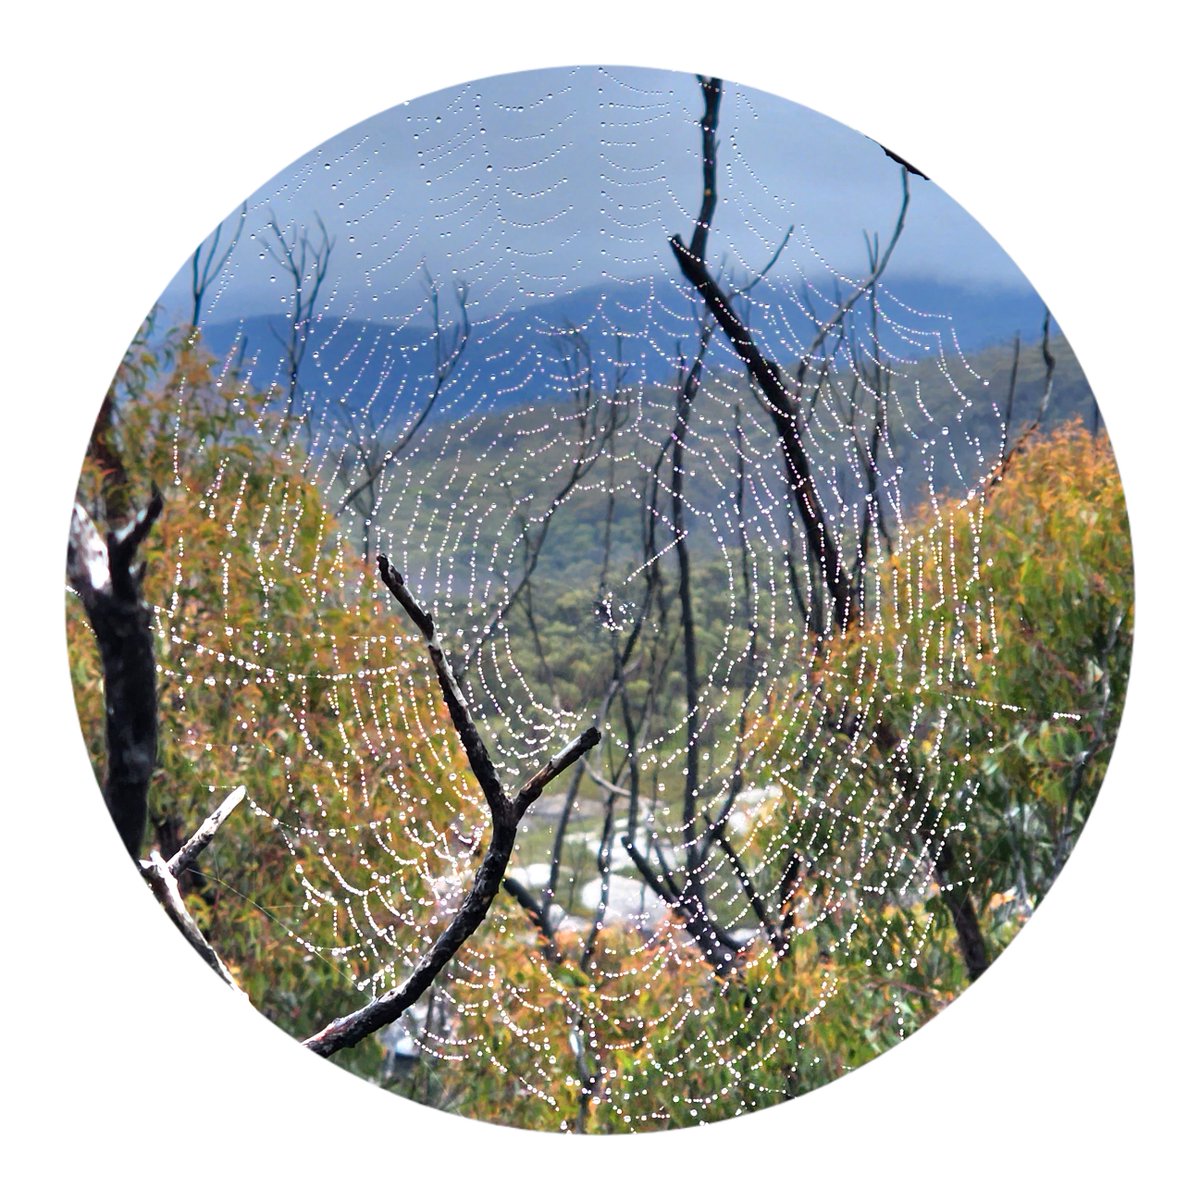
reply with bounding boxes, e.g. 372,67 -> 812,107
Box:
66,66 -> 1132,1133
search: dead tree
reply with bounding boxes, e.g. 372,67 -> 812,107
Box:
990,309 -> 1058,487
657,75 -> 991,981
303,556 -> 599,1057
67,491 -> 163,859
69,498 -> 599,1055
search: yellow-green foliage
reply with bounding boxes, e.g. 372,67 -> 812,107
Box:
68,322 -> 472,1073
69,317 -> 1131,1131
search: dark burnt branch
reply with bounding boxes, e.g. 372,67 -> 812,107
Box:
580,790 -> 618,969
624,405 -> 750,973
851,238 -> 896,567
67,490 -> 164,859
620,813 -> 734,971
706,813 -> 785,956
501,874 -> 563,963
879,143 -> 930,180
670,75 -> 990,981
701,398 -> 759,852
999,333 -> 1021,464
306,814 -> 519,1057
1036,311 -> 1057,427
991,309 -> 1057,488
378,554 -> 507,821
851,379 -> 890,585
930,838 -> 989,982
669,232 -> 858,630
306,723 -> 599,1057
670,322 -> 715,890
378,551 -> 603,830
620,828 -> 743,977
689,75 -> 722,264
778,852 -> 804,942
784,533 -> 822,635
619,835 -> 680,909
671,81 -> 910,632
875,724 -> 990,981
305,561 -> 599,1058
513,728 -> 602,815
544,760 -> 588,909
615,486 -> 678,849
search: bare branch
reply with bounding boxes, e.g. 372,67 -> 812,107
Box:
689,75 -> 722,264
879,142 -> 930,180
801,168 -> 909,368
264,213 -> 333,420
999,333 -> 1021,464
191,203 -> 247,327
706,813 -> 785,956
303,560 -> 600,1058
336,277 -> 471,516
501,875 -> 563,963
166,785 -> 247,878
668,74 -> 990,982
305,721 -> 598,1057
990,308 -> 1058,488
669,229 -> 859,630
669,320 -> 715,892
305,814 -> 520,1057
733,224 -> 794,299
512,728 -> 602,819
141,852 -> 242,991
377,553 -> 508,820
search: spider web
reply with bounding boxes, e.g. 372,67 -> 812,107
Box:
109,66 -> 1064,1128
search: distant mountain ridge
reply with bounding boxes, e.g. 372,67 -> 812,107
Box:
199,273 -> 1061,428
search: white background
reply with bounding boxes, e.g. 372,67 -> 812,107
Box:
3,2 -> 1194,1195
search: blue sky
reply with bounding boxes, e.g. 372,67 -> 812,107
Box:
161,65 -> 1035,327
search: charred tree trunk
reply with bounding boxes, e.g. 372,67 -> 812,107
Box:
67,490 -> 163,859
670,75 -> 990,982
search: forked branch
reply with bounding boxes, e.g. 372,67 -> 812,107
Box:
668,80 -> 860,629
140,785 -> 249,991
670,73 -> 990,981
304,558 -> 599,1057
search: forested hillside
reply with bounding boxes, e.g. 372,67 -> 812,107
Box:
66,68 -> 1133,1133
